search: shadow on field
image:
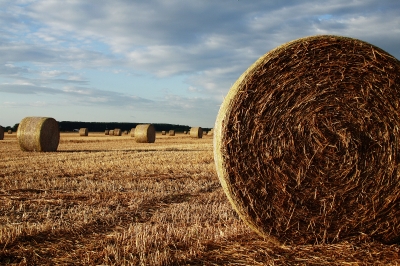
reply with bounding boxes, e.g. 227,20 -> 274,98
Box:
0,192 -> 193,265
57,148 -> 207,153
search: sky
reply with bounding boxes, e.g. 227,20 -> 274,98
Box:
0,0 -> 399,128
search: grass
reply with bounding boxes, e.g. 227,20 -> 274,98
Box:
0,133 -> 399,265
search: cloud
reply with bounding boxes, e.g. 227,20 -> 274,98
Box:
0,83 -> 61,94
0,0 -> 399,127
60,86 -> 154,107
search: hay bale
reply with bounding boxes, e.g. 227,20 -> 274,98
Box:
183,131 -> 187,134
105,130 -> 109,135
130,128 -> 136,137
190,127 -> 203,138
114,128 -> 122,136
214,35 -> 400,245
79,128 -> 88,136
8,130 -> 12,134
169,130 -> 175,136
17,117 -> 59,152
123,130 -> 128,135
135,124 -> 156,143
109,130 -> 114,135
161,131 -> 166,135
208,128 -> 214,136
0,126 -> 4,140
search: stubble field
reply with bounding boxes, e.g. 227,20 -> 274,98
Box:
0,132 -> 399,265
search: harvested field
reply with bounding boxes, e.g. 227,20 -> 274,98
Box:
0,132 -> 398,265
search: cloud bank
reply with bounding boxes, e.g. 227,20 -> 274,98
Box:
0,0 -> 399,127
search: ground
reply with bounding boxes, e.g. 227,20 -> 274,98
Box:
0,132 -> 398,265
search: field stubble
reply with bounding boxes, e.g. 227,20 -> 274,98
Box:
0,133 -> 398,265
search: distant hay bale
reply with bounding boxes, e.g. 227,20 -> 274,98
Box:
17,117 -> 60,152
0,126 -> 3,140
208,128 -> 214,136
123,130 -> 128,135
114,128 -> 122,136
8,130 -> 12,134
135,124 -> 156,143
130,128 -> 136,137
190,127 -> 203,138
79,128 -> 88,136
161,131 -> 166,135
214,35 -> 400,245
109,130 -> 114,135
204,131 -> 208,135
169,130 -> 175,136
105,130 -> 109,135
183,131 -> 187,134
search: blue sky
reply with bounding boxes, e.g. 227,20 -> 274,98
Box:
0,0 -> 399,128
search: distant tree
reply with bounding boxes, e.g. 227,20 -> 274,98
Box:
12,123 -> 19,132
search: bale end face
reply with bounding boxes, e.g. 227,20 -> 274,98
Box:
114,128 -> 122,136
214,35 -> 400,245
135,124 -> 156,143
79,128 -> 88,136
17,117 -> 60,152
190,127 -> 203,138
130,128 -> 136,137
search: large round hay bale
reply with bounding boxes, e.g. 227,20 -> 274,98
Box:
161,131 -> 166,135
130,128 -> 136,137
17,117 -> 60,152
169,130 -> 175,136
214,35 -> 400,245
79,128 -> 88,136
114,128 -> 122,136
0,126 -> 4,140
135,124 -> 156,143
105,130 -> 109,135
109,130 -> 114,136
8,130 -> 12,134
190,127 -> 203,138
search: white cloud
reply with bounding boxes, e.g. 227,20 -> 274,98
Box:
0,0 -> 399,127
40,70 -> 62,77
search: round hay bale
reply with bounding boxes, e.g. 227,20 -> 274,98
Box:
8,130 -> 12,134
0,126 -> 4,140
161,131 -> 166,135
123,130 -> 128,135
105,130 -> 109,135
169,130 -> 175,136
79,128 -> 88,136
130,128 -> 136,137
183,131 -> 187,134
17,117 -> 60,152
214,35 -> 400,245
109,130 -> 114,136
190,127 -> 203,138
114,128 -> 122,136
135,124 -> 156,143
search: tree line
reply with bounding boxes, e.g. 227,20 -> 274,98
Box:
5,121 -> 211,133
